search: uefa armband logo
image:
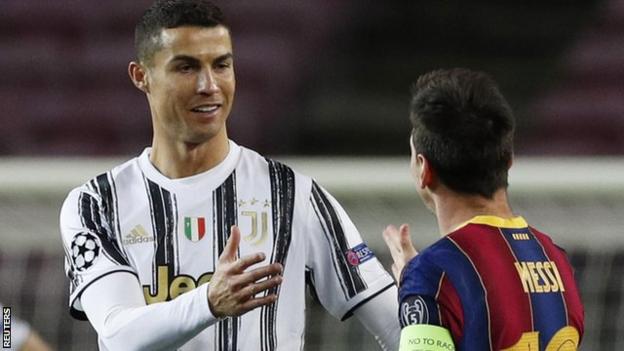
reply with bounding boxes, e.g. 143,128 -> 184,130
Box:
70,232 -> 101,272
401,296 -> 429,326
345,243 -> 375,266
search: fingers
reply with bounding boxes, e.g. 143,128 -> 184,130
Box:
238,275 -> 282,300
241,263 -> 283,283
231,252 -> 277,273
239,293 -> 279,314
383,224 -> 404,264
219,225 -> 241,263
399,224 -> 417,258
240,276 -> 283,313
234,262 -> 283,286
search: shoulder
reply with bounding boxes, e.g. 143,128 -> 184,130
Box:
238,145 -> 314,193
402,240 -> 450,278
528,226 -> 556,246
399,238 -> 461,298
60,156 -> 139,221
528,225 -> 571,258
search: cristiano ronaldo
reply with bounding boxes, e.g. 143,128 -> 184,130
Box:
59,1 -> 399,350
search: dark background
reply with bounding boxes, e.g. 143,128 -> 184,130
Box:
1,2 -> 623,349
2,0 -> 622,157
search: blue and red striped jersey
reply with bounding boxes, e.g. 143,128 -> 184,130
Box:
399,216 -> 584,350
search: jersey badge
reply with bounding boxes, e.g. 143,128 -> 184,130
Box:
239,198 -> 271,246
70,232 -> 101,272
401,295 -> 430,326
184,217 -> 206,242
345,243 -> 374,266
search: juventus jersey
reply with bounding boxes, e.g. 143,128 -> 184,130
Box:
399,216 -> 584,351
60,141 -> 394,350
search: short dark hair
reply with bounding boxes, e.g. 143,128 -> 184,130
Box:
135,0 -> 226,64
409,68 -> 515,198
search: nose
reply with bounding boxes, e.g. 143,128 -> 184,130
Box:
197,69 -> 219,95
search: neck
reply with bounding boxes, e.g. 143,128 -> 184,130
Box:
433,188 -> 514,236
149,132 -> 230,179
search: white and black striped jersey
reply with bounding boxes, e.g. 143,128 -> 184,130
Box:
60,141 -> 395,350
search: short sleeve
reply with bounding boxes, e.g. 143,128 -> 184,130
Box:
398,253 -> 445,328
60,187 -> 137,320
399,248 -> 463,341
305,181 -> 394,320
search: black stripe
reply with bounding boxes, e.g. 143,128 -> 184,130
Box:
311,181 -> 367,299
95,174 -> 114,235
88,179 -> 97,193
213,173 -> 239,351
95,173 -> 128,260
309,196 -> 349,298
173,196 -> 181,275
305,267 -> 320,303
261,160 -> 296,351
145,178 -> 177,295
78,192 -> 129,266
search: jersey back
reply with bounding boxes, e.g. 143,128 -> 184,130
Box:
399,216 -> 584,351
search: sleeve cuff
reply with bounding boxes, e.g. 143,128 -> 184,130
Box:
340,282 -> 396,321
69,269 -> 138,321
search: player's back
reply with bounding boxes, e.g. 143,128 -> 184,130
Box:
399,216 -> 584,351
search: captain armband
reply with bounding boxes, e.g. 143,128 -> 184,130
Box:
399,324 -> 455,351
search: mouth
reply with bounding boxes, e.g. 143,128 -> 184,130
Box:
190,104 -> 221,118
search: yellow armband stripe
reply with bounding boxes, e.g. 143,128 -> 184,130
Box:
399,324 -> 455,351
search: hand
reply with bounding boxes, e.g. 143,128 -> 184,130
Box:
208,225 -> 283,318
382,224 -> 418,282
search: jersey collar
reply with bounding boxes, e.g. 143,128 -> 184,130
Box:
138,140 -> 241,188
454,215 -> 528,231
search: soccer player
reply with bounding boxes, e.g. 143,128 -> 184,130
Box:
382,68 -> 584,350
59,0 -> 399,350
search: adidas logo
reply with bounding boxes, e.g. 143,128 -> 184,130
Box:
123,225 -> 154,245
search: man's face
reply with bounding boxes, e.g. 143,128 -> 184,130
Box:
144,25 -> 235,145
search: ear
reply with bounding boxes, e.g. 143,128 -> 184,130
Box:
128,61 -> 150,93
417,154 -> 435,189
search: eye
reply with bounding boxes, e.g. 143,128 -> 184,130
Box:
214,61 -> 232,71
176,64 -> 196,73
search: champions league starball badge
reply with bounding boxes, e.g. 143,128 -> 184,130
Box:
71,232 -> 101,272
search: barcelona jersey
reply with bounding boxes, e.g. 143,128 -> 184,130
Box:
399,216 -> 584,350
